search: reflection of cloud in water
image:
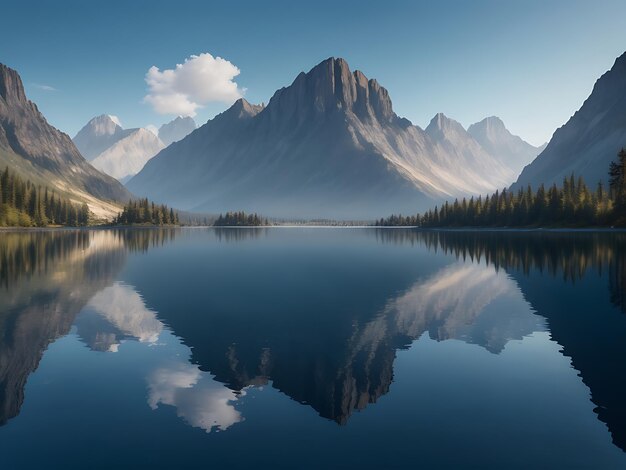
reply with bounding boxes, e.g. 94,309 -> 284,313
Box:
77,283 -> 245,432
379,263 -> 545,353
147,362 -> 243,432
84,282 -> 163,348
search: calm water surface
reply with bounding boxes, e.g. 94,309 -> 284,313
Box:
1,227 -> 625,469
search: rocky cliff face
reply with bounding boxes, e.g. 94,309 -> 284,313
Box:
128,58 -> 518,220
0,64 -> 131,214
512,51 -> 626,190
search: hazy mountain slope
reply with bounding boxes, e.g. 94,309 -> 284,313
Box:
513,51 -> 626,190
425,113 -> 515,189
128,58 -> 517,220
158,116 -> 196,146
468,116 -> 545,176
0,63 -> 131,217
91,128 -> 165,182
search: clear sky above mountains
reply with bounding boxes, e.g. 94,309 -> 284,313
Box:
4,0 -> 626,145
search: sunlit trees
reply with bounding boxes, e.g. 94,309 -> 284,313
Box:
378,150 -> 626,228
610,148 -> 626,221
0,166 -> 90,227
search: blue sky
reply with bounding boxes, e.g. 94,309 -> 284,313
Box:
3,0 -> 626,145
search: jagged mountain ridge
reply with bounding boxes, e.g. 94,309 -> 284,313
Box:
128,58 -> 519,219
0,63 -> 131,217
513,51 -> 626,190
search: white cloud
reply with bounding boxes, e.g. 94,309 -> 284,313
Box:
144,53 -> 244,117
32,83 -> 57,92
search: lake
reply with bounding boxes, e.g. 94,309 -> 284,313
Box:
0,227 -> 625,469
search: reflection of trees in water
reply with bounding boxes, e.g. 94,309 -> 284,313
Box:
0,231 -> 90,288
378,228 -> 626,451
213,227 -> 269,243
112,227 -> 178,253
0,228 -> 178,426
0,228 -> 178,289
609,241 -> 626,314
376,229 -> 626,312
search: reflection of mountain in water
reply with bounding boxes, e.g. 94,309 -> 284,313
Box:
157,259 -> 540,424
382,263 -> 544,353
0,231 -> 125,424
2,228 -> 626,450
0,229 -> 177,426
397,230 -> 626,452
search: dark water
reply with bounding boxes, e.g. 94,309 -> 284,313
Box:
1,228 -> 626,469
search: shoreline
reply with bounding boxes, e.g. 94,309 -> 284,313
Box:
1,225 -> 625,233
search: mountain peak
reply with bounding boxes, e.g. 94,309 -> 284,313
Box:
0,63 -> 27,104
265,57 -> 395,124
83,114 -> 123,136
158,116 -> 197,146
468,115 -> 544,176
426,113 -> 466,137
467,116 -> 508,136
73,114 -> 125,160
221,98 -> 264,121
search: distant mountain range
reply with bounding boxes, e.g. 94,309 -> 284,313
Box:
128,57 -> 542,219
73,115 -> 196,183
513,51 -> 626,191
0,63 -> 130,218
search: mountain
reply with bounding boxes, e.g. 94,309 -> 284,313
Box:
468,116 -> 546,176
128,58 -> 517,220
513,51 -> 626,190
158,116 -> 196,146
73,114 -> 125,160
425,112 -> 515,186
90,128 -> 165,183
73,115 -> 165,182
0,63 -> 131,218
